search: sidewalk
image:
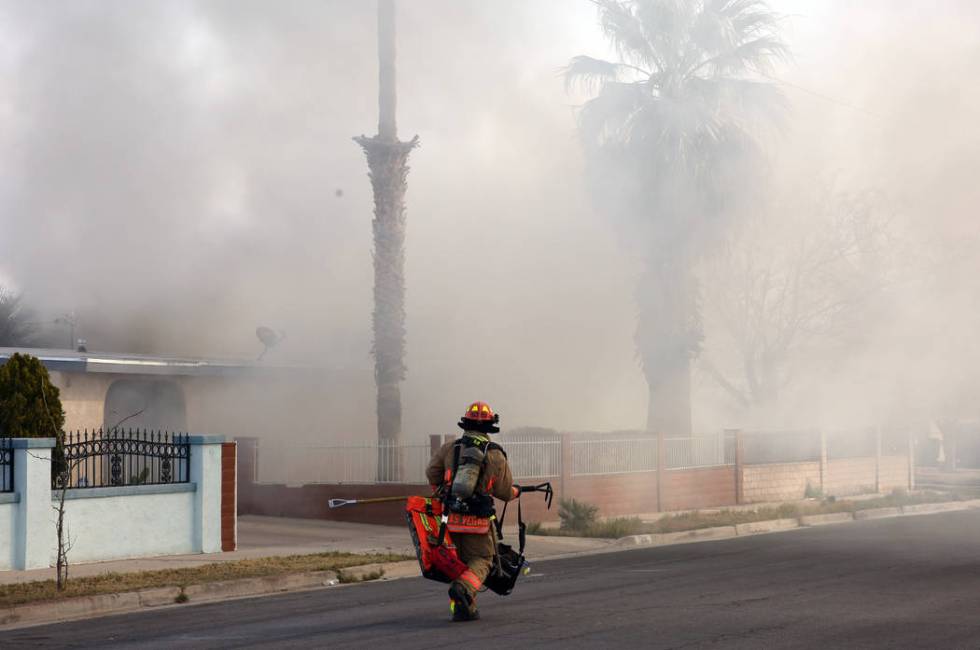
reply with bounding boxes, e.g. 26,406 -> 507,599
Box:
0,515 -> 611,585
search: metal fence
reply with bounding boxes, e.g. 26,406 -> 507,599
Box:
56,429 -> 191,489
256,441 -> 432,485
497,434 -> 562,479
571,437 -> 658,476
665,433 -> 736,469
1,437 -> 12,493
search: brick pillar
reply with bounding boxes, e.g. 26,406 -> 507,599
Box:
220,442 -> 237,552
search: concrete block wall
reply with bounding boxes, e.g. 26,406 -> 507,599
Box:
742,462 -> 821,503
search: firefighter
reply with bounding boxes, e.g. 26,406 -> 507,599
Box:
426,401 -> 518,622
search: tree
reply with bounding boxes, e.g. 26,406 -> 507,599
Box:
567,0 -> 787,434
354,0 -> 419,479
0,287 -> 37,347
699,188 -> 898,411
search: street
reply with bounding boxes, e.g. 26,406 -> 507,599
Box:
7,510 -> 980,648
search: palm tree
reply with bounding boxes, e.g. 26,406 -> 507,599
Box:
355,0 -> 419,479
0,287 -> 37,347
567,0 -> 787,435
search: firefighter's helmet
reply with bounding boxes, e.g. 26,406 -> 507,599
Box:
458,401 -> 500,434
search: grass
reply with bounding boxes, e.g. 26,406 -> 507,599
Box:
529,490 -> 963,539
0,551 -> 411,609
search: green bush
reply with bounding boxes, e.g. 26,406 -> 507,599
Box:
0,353 -> 64,437
0,353 -> 66,481
558,498 -> 599,531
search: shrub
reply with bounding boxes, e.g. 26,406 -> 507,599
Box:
0,353 -> 66,480
558,498 -> 599,531
0,353 -> 64,437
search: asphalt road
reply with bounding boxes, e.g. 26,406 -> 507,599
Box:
8,511 -> 980,649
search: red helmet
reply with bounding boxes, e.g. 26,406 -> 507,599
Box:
458,401 -> 500,434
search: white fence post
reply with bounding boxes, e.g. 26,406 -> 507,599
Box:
12,438 -> 55,570
189,435 -> 224,554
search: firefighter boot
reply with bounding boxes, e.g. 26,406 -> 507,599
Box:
448,582 -> 479,622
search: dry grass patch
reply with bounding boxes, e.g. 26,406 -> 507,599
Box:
0,551 -> 410,608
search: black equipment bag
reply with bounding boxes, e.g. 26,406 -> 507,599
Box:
484,496 -> 526,596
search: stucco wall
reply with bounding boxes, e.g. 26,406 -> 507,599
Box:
0,498 -> 16,570
61,486 -> 196,563
50,372 -> 113,431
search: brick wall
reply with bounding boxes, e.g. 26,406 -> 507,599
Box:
824,457 -> 876,496
562,472 -> 659,518
742,461 -> 821,503
663,466 -> 736,510
878,455 -> 909,493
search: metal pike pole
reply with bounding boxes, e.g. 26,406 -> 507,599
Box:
328,495 -> 415,509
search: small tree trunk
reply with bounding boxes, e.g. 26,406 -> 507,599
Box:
636,255 -> 697,436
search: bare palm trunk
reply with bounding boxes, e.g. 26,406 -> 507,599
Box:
636,256 -> 697,436
355,0 -> 419,481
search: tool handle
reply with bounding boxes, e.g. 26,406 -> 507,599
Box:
516,482 -> 554,509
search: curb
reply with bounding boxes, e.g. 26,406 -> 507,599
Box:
854,507 -> 902,520
734,518 -> 799,535
615,526 -> 737,548
800,512 -> 853,526
616,499 -> 980,549
0,560 -> 420,631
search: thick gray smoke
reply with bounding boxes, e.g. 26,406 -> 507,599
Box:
0,0 -> 978,441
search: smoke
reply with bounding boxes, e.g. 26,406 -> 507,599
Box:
0,0 -> 979,441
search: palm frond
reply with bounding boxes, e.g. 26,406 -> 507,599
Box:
563,55 -> 629,95
596,0 -> 661,70
578,81 -> 648,149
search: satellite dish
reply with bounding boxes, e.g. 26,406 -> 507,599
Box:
256,326 -> 285,360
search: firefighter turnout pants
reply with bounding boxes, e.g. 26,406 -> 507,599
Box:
453,530 -> 495,599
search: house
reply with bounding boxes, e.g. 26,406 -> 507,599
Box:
0,347 -> 335,439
